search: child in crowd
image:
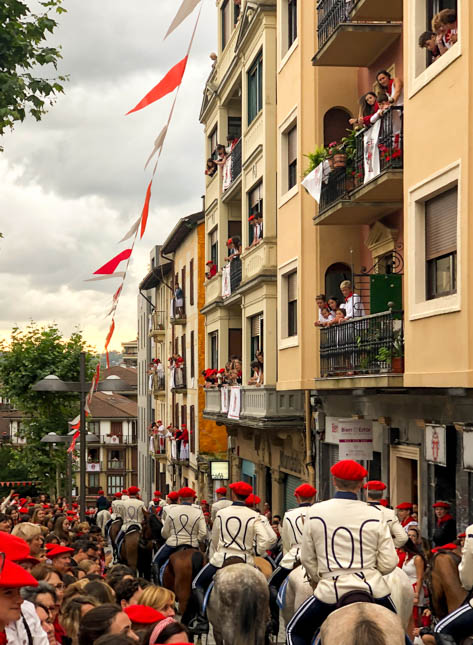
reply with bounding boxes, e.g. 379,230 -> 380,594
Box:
432,8 -> 457,54
314,294 -> 329,327
418,31 -> 441,62
349,92 -> 379,128
369,93 -> 391,125
214,144 -> 227,167
205,158 -> 217,177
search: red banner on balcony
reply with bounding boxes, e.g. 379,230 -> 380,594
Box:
94,249 -> 132,275
126,56 -> 188,116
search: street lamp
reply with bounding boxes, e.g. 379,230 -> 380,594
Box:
32,352 -> 130,521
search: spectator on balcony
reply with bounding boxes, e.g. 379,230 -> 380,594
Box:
205,158 -> 217,178
376,70 -> 403,107
248,360 -> 263,386
349,92 -> 379,128
147,363 -> 157,391
173,283 -> 184,318
327,297 -> 339,316
340,280 -> 365,319
255,350 -> 264,374
254,212 -> 263,244
205,260 -> 217,280
418,31 -> 442,62
314,293 -> 327,327
180,426 -> 189,461
214,144 -> 227,168
248,214 -> 256,246
368,93 -> 391,126
226,236 -> 242,261
432,9 -> 457,52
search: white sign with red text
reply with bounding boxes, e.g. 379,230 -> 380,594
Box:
338,418 -> 373,460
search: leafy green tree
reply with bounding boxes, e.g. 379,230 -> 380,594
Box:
0,0 -> 67,148
0,323 -> 96,494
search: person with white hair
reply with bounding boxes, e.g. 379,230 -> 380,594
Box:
339,280 -> 365,319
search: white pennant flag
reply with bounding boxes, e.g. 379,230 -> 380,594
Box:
118,216 -> 141,243
144,125 -> 168,169
164,0 -> 201,39
84,272 -> 126,282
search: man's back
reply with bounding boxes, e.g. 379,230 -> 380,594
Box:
162,503 -> 206,546
368,502 -> 408,548
211,498 -> 232,521
281,505 -> 310,569
120,497 -> 145,529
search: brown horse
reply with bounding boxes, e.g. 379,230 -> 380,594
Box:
162,547 -> 206,625
111,511 -> 157,578
429,548 -> 468,618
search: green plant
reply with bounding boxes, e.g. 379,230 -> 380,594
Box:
303,146 -> 329,176
392,331 -> 404,357
340,128 -> 359,177
376,346 -> 392,363
359,355 -> 370,370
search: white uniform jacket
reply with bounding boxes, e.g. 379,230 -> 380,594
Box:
6,600 -> 49,645
368,502 -> 408,548
118,497 -> 146,531
280,503 -> 312,569
211,498 -> 232,521
161,502 -> 207,547
301,495 -> 398,604
459,523 -> 473,592
260,513 -> 278,550
210,501 -> 274,567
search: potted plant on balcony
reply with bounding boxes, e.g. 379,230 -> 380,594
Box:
391,332 -> 404,374
327,141 -> 346,168
375,346 -> 391,373
304,146 -> 330,176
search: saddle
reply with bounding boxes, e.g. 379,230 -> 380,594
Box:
335,590 -> 373,609
124,523 -> 141,535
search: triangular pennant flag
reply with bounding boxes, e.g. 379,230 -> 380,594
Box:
140,181 -> 153,239
144,125 -> 168,169
118,217 -> 141,243
106,304 -> 117,317
95,364 -> 100,389
105,320 -> 115,350
67,431 -> 80,453
113,285 -> 122,302
126,56 -> 188,116
94,249 -> 132,275
165,0 -> 201,39
106,351 -> 110,369
84,273 -> 126,282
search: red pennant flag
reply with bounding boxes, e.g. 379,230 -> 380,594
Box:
67,430 -> 80,454
126,56 -> 188,116
112,285 -> 122,302
140,180 -> 153,239
94,249 -> 132,275
105,320 -> 115,350
94,363 -> 100,390
106,351 -> 110,369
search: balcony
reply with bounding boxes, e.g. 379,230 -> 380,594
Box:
316,310 -> 404,389
315,108 -> 403,226
171,367 -> 187,394
152,374 -> 166,399
313,0 -> 401,67
149,311 -> 166,340
222,258 -> 242,300
150,436 -> 167,459
205,169 -> 220,211
170,298 -> 186,325
99,434 -> 137,445
241,239 -> 277,285
222,138 -> 242,202
203,386 -> 304,430
107,460 -> 125,470
349,0 -> 402,22
86,462 -> 101,473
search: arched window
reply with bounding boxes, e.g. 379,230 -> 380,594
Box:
325,262 -> 352,302
323,108 -> 352,147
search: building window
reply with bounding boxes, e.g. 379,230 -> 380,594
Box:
189,258 -> 194,307
287,125 -> 297,190
248,182 -> 263,245
190,405 -> 195,454
425,186 -> 457,300
175,402 -> 179,428
209,228 -> 218,266
181,405 -> 187,429
228,116 -> 242,141
288,0 -> 297,48
107,475 -> 124,495
88,473 -> 99,492
209,125 -> 218,159
221,0 -> 232,50
250,314 -> 263,359
248,53 -> 263,125
287,271 -> 298,337
210,331 -> 219,370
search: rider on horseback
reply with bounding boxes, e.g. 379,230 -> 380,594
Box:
114,485 -> 146,556
210,487 -> 232,521
268,483 -> 317,636
364,481 -> 409,547
152,486 -> 207,580
189,481 -> 276,635
286,460 -> 401,645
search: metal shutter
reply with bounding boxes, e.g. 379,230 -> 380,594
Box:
288,271 -> 297,302
284,475 -> 302,512
288,126 -> 297,165
425,187 -> 457,260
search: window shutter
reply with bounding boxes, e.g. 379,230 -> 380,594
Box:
249,182 -> 263,211
190,330 -> 195,378
288,271 -> 297,302
425,187 -> 457,260
210,228 -> 218,245
288,127 -> 297,165
189,258 -> 194,306
190,405 -> 195,453
251,314 -> 263,336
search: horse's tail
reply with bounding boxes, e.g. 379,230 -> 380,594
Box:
352,615 -> 386,645
233,581 -> 263,645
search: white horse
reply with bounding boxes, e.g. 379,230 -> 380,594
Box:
96,508 -> 111,537
281,566 -> 413,631
320,602 -> 406,645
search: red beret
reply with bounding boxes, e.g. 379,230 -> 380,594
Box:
330,460 -> 367,481
245,494 -> 261,506
178,487 -> 196,498
128,486 -> 140,495
200,500 -> 208,505
379,499 -> 388,507
12,494 -> 19,498
122,489 -> 129,495
396,502 -> 413,510
0,533 -> 30,561
27,503 -> 35,508
97,490 -> 104,495
433,501 -> 450,509
431,543 -> 458,553
153,491 -> 162,497
458,532 -> 466,539
123,604 -> 165,624
47,546 -> 74,558
294,484 -> 317,498
229,481 -> 253,497
0,558 -> 39,588
363,480 -> 387,491
153,498 -> 160,503
19,509 -> 30,515
167,492 -> 179,501
19,499 -> 26,505
215,487 -> 227,495
218,368 -> 225,374
227,238 -> 233,245
206,261 -> 213,265
114,492 -> 122,498
248,215 -> 255,221
72,503 -> 78,508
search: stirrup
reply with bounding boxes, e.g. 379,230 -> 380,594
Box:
188,615 -> 209,635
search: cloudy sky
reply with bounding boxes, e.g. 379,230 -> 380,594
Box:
0,0 -> 216,352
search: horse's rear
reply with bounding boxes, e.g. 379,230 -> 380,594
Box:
207,563 -> 269,645
320,603 -> 405,645
430,551 -> 467,618
163,548 -> 205,624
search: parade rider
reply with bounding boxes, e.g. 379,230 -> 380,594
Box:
268,484 -> 317,636
189,481 -> 275,635
115,485 -> 146,553
286,460 -> 401,645
153,487 -> 207,577
364,481 -> 408,548
210,487 -> 232,521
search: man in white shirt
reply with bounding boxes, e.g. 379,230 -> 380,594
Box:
363,481 -> 408,549
210,487 -> 232,522
340,280 -> 365,319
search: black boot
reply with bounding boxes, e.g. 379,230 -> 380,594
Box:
188,588 -> 209,635
268,585 -> 280,636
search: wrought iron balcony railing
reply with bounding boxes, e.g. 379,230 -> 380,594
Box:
317,0 -> 356,49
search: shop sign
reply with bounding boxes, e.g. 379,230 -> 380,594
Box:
210,461 -> 229,480
425,424 -> 446,467
338,419 -> 373,460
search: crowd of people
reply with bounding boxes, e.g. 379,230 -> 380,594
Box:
202,351 -> 263,387
314,280 -> 365,328
418,8 -> 458,62
148,422 -> 189,461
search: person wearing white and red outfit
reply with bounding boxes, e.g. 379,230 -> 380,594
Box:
340,280 -> 365,319
376,69 -> 404,107
432,500 -> 456,547
364,481 -> 408,548
396,502 -> 417,528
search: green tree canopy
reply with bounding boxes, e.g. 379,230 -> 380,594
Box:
0,0 -> 67,147
0,323 -> 97,492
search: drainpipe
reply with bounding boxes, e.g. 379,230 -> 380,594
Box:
305,390 -> 315,486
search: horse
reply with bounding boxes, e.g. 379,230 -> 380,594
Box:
254,556 -> 274,580
114,511 -> 160,578
428,548 -> 468,619
320,602 -> 406,645
206,562 -> 269,645
162,547 -> 206,625
96,509 -> 111,536
281,566 -> 314,627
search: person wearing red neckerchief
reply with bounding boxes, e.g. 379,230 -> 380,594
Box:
395,502 -> 417,528
339,280 -> 365,320
432,501 -> 456,547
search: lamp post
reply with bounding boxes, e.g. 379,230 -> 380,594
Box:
33,352 -> 130,521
